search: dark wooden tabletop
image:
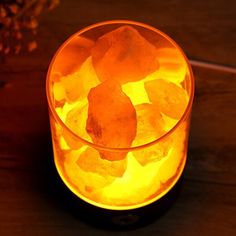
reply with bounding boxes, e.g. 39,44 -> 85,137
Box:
1,0 -> 236,235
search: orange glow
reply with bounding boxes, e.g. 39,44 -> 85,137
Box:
46,20 -> 194,210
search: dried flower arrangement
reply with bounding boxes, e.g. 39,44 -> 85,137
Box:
0,0 -> 59,55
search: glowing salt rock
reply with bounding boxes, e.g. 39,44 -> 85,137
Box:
60,57 -> 100,103
158,122 -> 187,183
86,79 -> 137,161
64,148 -> 114,197
91,25 -> 159,84
52,36 -> 94,76
131,103 -> 171,166
52,57 -> 99,103
51,72 -> 62,82
63,103 -> 91,149
161,113 -> 179,132
133,139 -> 171,166
156,47 -> 187,84
53,81 -> 66,102
99,153 -> 161,205
122,81 -> 150,106
133,103 -> 165,146
76,147 -> 127,177
144,79 -> 188,119
59,136 -> 71,150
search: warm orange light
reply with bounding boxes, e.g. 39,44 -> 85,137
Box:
46,20 -> 194,210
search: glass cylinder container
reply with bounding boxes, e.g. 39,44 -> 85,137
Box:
46,20 -> 194,211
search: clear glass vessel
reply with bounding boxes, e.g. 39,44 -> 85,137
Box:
46,20 -> 194,210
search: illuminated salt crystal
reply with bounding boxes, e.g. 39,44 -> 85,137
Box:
76,147 -> 127,177
144,79 -> 188,119
52,57 -> 99,103
132,103 -> 172,167
64,148 -> 115,197
99,153 -> 161,205
86,79 -> 137,160
53,79 -> 65,102
133,103 -> 165,146
122,81 -> 150,106
52,36 -> 94,76
133,140 -> 171,166
161,113 -> 179,132
63,102 -> 91,149
158,148 -> 182,184
91,25 -> 159,84
62,57 -> 100,103
155,47 -> 187,84
158,123 -> 187,183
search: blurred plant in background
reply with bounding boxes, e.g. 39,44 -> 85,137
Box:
0,0 -> 59,55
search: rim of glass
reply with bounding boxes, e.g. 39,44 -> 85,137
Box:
46,20 -> 195,152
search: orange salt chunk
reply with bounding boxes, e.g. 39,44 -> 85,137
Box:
63,57 -> 99,103
91,25 -> 159,84
53,57 -> 99,103
64,104 -> 91,149
133,103 -> 165,146
52,36 -> 94,76
144,79 -> 188,119
86,79 -> 137,160
53,80 -> 66,101
76,147 -> 127,177
51,72 -> 62,82
132,103 -> 171,166
61,73 -> 81,102
158,126 -> 187,183
133,139 -> 171,166
64,149 -> 114,195
156,47 -> 187,84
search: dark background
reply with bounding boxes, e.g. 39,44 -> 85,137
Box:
0,0 -> 236,235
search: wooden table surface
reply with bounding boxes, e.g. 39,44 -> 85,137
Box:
0,0 -> 236,235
